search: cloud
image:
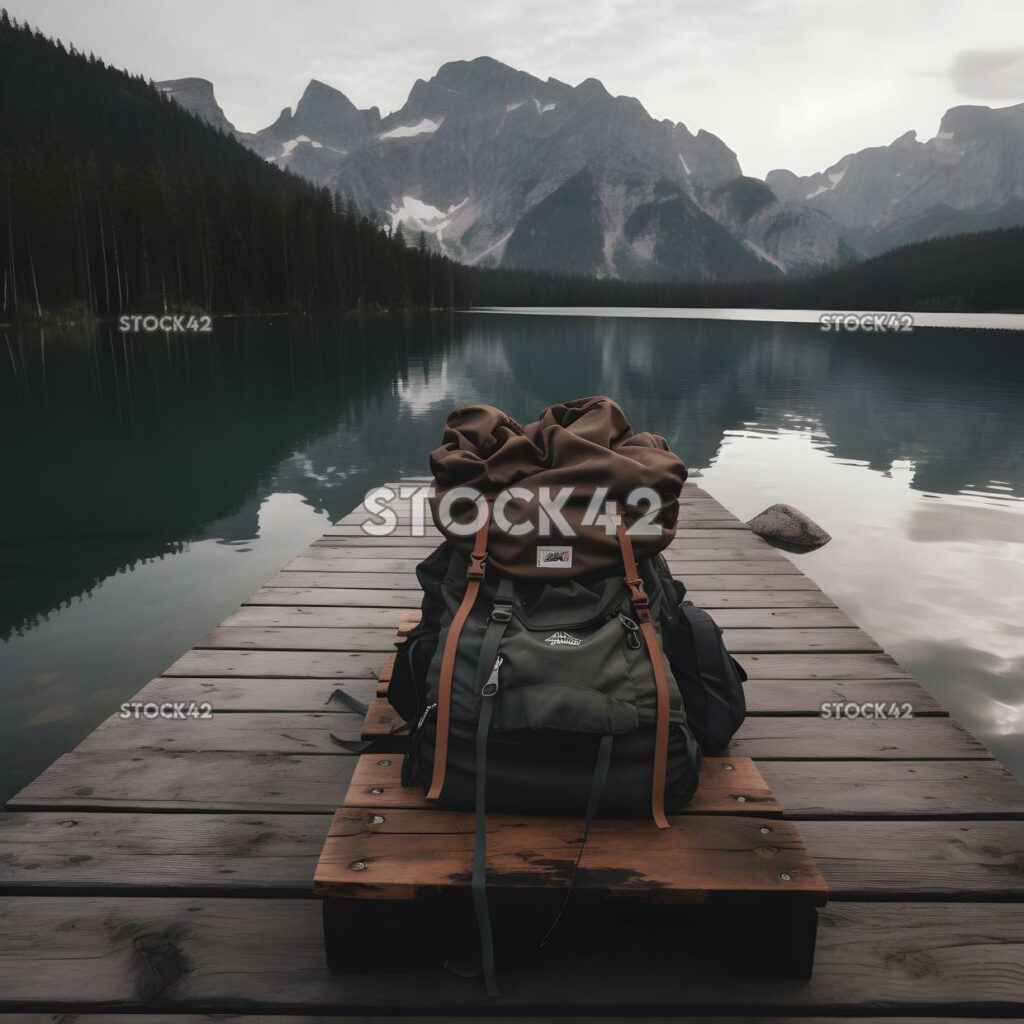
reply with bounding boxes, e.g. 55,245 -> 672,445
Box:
950,48 -> 1024,100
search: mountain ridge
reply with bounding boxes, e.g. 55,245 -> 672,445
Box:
161,57 -> 1024,279
160,56 -> 849,281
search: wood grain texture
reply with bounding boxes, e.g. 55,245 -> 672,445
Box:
314,808 -> 827,901
193,625 -> 880,654
361,701 -> 985,759
3,898 -> 1024,1011
344,755 -> 782,817
11,751 -> 1024,819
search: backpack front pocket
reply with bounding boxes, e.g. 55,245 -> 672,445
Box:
490,610 -> 641,734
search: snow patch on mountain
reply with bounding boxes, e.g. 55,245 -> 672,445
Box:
389,195 -> 468,241
534,99 -> 556,113
806,167 -> 847,199
379,118 -> 442,140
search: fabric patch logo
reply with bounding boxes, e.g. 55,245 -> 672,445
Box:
536,546 -> 573,568
545,631 -> 581,647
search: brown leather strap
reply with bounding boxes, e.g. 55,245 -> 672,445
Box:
427,505 -> 491,801
616,519 -> 671,829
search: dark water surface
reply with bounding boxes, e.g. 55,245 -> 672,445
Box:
2,312 -> 1022,799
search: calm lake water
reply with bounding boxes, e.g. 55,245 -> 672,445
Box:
2,311 -> 1023,799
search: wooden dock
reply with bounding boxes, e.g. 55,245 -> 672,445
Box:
3,481 -> 1024,1016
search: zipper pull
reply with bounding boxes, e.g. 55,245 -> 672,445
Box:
481,655 -> 502,697
619,613 -> 642,649
416,702 -> 437,730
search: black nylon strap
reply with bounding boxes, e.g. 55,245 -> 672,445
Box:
323,687 -> 370,715
537,733 -> 615,949
472,692 -> 499,997
470,578 -> 514,999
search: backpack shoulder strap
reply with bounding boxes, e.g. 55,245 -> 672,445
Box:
616,519 -> 671,830
427,504 -> 491,801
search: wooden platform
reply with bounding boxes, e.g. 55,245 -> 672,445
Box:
3,482 -> 1024,1017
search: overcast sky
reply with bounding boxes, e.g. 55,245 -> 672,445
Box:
14,0 -> 1024,177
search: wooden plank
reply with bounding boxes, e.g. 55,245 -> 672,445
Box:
742,679 -> 945,716
760,760 -> 1024,818
76,711 -> 364,756
361,701 -> 985,760
321,525 -> 755,540
12,749 -> 1023,818
315,808 -> 827,902
0,1019 -> 1018,1024
4,812 -> 1023,902
734,653 -> 912,679
244,585 -> 838,609
4,898 -> 1024,1011
265,571 -> 823,591
8,751 -> 357,813
344,756 -> 783,817
132,677 -> 378,713
798,820 -> 1024,899
221,604 -> 857,630
163,651 -> 384,678
245,587 -> 423,607
194,625 -> 880,655
282,554 -> 800,575
728,717 -> 990,760
133,675 -> 944,717
309,539 -> 776,556
0,812 -> 330,895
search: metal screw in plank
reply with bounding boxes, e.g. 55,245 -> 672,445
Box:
370,815 -> 385,824
722,763 -> 734,771
370,787 -> 384,795
760,826 -> 771,834
378,759 -> 391,767
349,861 -> 367,871
735,795 -> 746,803
780,873 -> 792,881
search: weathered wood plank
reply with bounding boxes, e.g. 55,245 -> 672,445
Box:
83,709 -> 984,760
344,756 -> 782,817
245,585 -> 837,608
163,651 -> 384,678
133,675 -> 943,717
221,604 -> 858,630
798,820 -> 1024,899
760,760 -> 1024,818
162,649 -> 909,681
741,679 -> 945,716
315,808 -> 827,901
363,702 -> 985,760
3,898 -> 1024,1011
321,525 -> 755,540
728,717 -> 990,760
0,812 -> 330,895
12,751 -> 1022,818
733,653 -> 912,679
266,570 -> 824,590
309,539 -> 775,556
194,625 -> 880,655
132,678 -> 376,713
76,712 -> 363,755
4,811 -> 1024,901
283,554 -> 800,575
8,751 -> 357,813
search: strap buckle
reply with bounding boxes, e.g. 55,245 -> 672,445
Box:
467,552 -> 488,580
489,605 -> 512,623
626,577 -> 652,621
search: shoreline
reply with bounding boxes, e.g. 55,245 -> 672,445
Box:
470,306 -> 1024,331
